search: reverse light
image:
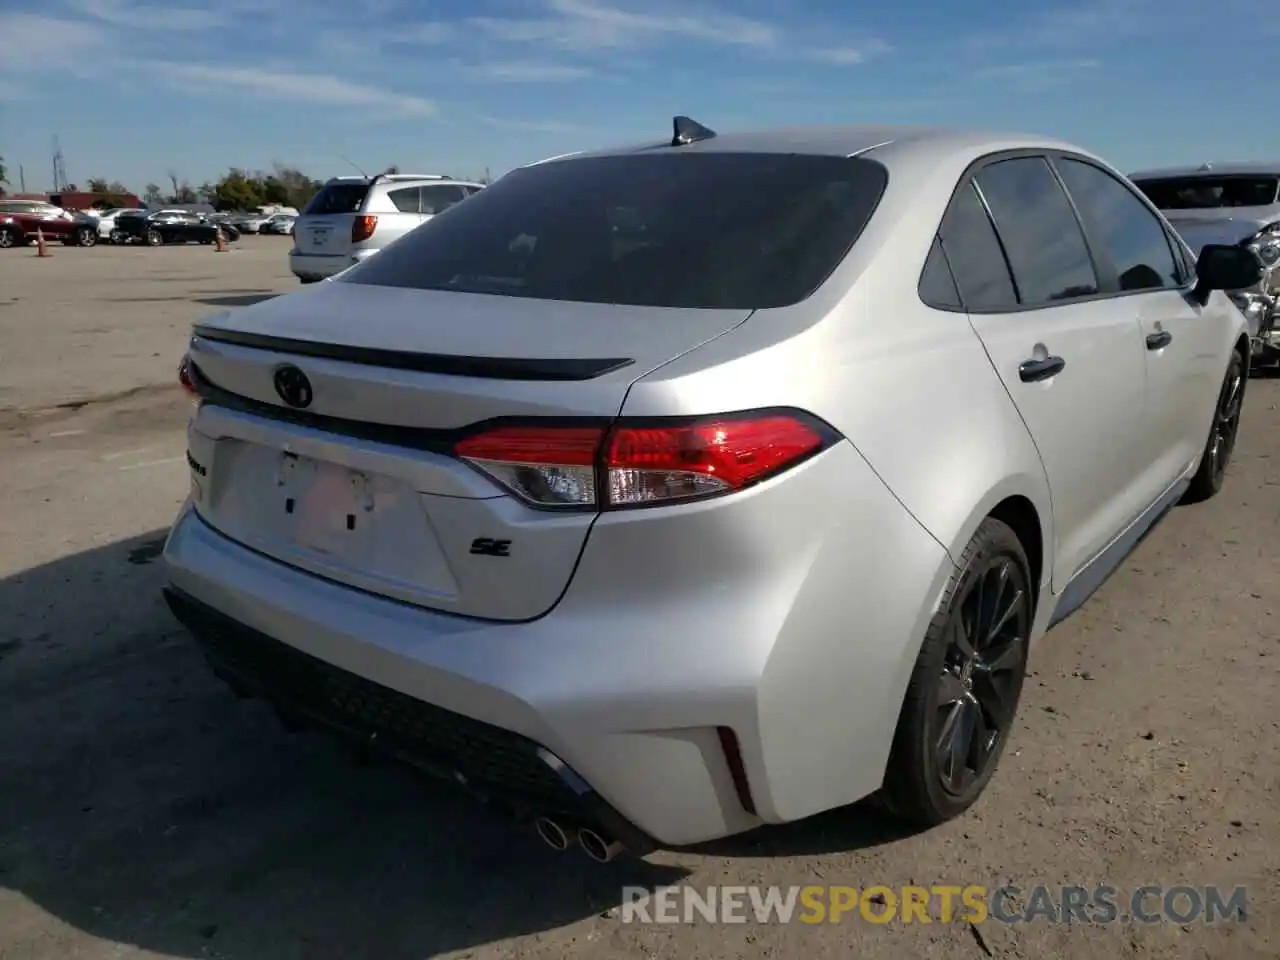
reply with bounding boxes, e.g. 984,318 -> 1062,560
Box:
352,215 -> 377,243
453,410 -> 837,510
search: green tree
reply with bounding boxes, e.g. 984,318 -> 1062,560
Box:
212,168 -> 263,211
142,183 -> 164,207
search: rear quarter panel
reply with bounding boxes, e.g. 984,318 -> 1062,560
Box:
613,140 -> 1057,811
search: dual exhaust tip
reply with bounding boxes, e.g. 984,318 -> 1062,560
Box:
535,816 -> 624,863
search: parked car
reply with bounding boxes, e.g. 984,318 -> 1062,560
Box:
229,212 -> 270,234
289,173 -> 484,283
1130,162 -> 1280,366
93,207 -> 148,240
165,120 -> 1259,860
0,200 -> 98,247
111,210 -> 240,246
259,213 -> 297,235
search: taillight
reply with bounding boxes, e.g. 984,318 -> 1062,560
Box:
453,410 -> 837,510
178,354 -> 198,394
352,215 -> 377,243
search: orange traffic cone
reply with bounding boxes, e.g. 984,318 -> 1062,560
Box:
35,228 -> 50,257
214,228 -> 226,253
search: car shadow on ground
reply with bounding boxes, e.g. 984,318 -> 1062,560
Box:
686,801 -> 926,860
0,531 -> 689,960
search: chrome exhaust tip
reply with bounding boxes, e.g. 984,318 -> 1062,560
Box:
534,816 -> 576,852
578,827 -> 624,863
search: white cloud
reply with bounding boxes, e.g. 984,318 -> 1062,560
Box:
67,0 -> 225,31
155,63 -> 438,117
805,39 -> 893,65
469,61 -> 593,82
0,12 -> 108,56
471,0 -> 780,51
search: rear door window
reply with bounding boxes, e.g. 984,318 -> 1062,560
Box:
975,157 -> 1099,306
339,152 -> 890,310
303,183 -> 369,215
919,237 -> 962,310
937,183 -> 1018,311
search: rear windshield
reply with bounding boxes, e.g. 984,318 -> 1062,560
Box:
303,183 -> 369,215
1133,175 -> 1279,210
337,153 -> 889,309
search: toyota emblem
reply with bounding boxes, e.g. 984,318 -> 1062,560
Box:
273,364 -> 313,409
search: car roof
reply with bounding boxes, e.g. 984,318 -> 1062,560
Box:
1128,161 -> 1280,180
533,124 -> 1096,169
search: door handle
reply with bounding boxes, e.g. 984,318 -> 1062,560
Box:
1146,330 -> 1172,350
1018,356 -> 1066,383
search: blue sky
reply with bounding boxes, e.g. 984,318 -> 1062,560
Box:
0,0 -> 1275,193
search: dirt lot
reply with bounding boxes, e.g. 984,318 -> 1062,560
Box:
0,237 -> 296,419
0,243 -> 1277,960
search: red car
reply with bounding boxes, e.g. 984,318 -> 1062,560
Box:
0,200 -> 99,248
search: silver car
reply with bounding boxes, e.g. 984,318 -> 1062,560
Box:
1130,162 -> 1280,364
164,120 -> 1258,860
289,173 -> 484,283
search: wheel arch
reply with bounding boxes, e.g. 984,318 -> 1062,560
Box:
939,476 -> 1053,609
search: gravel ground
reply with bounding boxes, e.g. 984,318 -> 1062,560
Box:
0,244 -> 1277,960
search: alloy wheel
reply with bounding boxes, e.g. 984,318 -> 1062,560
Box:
934,557 -> 1030,797
1208,367 -> 1243,484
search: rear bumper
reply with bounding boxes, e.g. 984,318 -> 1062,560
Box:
288,249 -> 377,281
162,436 -> 952,847
163,583 -> 657,855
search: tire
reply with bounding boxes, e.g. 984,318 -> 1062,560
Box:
299,277 -> 320,284
881,517 -> 1034,825
1181,349 -> 1247,505
77,226 -> 97,247
0,227 -> 14,249
145,229 -> 163,247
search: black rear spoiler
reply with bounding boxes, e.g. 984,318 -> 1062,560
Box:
190,324 -> 634,381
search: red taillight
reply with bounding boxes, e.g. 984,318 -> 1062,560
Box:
352,215 -> 377,243
453,411 -> 834,509
178,354 -> 198,394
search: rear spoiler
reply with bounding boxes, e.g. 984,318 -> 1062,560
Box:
190,324 -> 634,381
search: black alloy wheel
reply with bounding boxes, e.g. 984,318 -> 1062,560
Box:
882,517 -> 1033,824
1182,349 -> 1247,504
934,556 -> 1030,798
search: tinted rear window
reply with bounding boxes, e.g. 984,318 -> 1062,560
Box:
1133,176 -> 1279,209
303,183 -> 369,215
338,153 -> 888,310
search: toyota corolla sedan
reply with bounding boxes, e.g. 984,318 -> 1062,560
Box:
163,119 -> 1260,862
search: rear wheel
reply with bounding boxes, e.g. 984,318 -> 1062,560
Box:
145,229 -> 163,246
0,227 -> 14,249
1181,349 -> 1246,504
882,517 -> 1033,825
76,226 -> 97,247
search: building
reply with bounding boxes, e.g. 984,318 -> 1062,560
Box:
49,190 -> 142,211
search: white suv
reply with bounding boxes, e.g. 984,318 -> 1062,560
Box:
289,174 -> 484,283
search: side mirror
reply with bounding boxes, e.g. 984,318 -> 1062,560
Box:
1193,244 -> 1264,304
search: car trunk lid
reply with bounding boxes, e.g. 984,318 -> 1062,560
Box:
184,281 -> 750,620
